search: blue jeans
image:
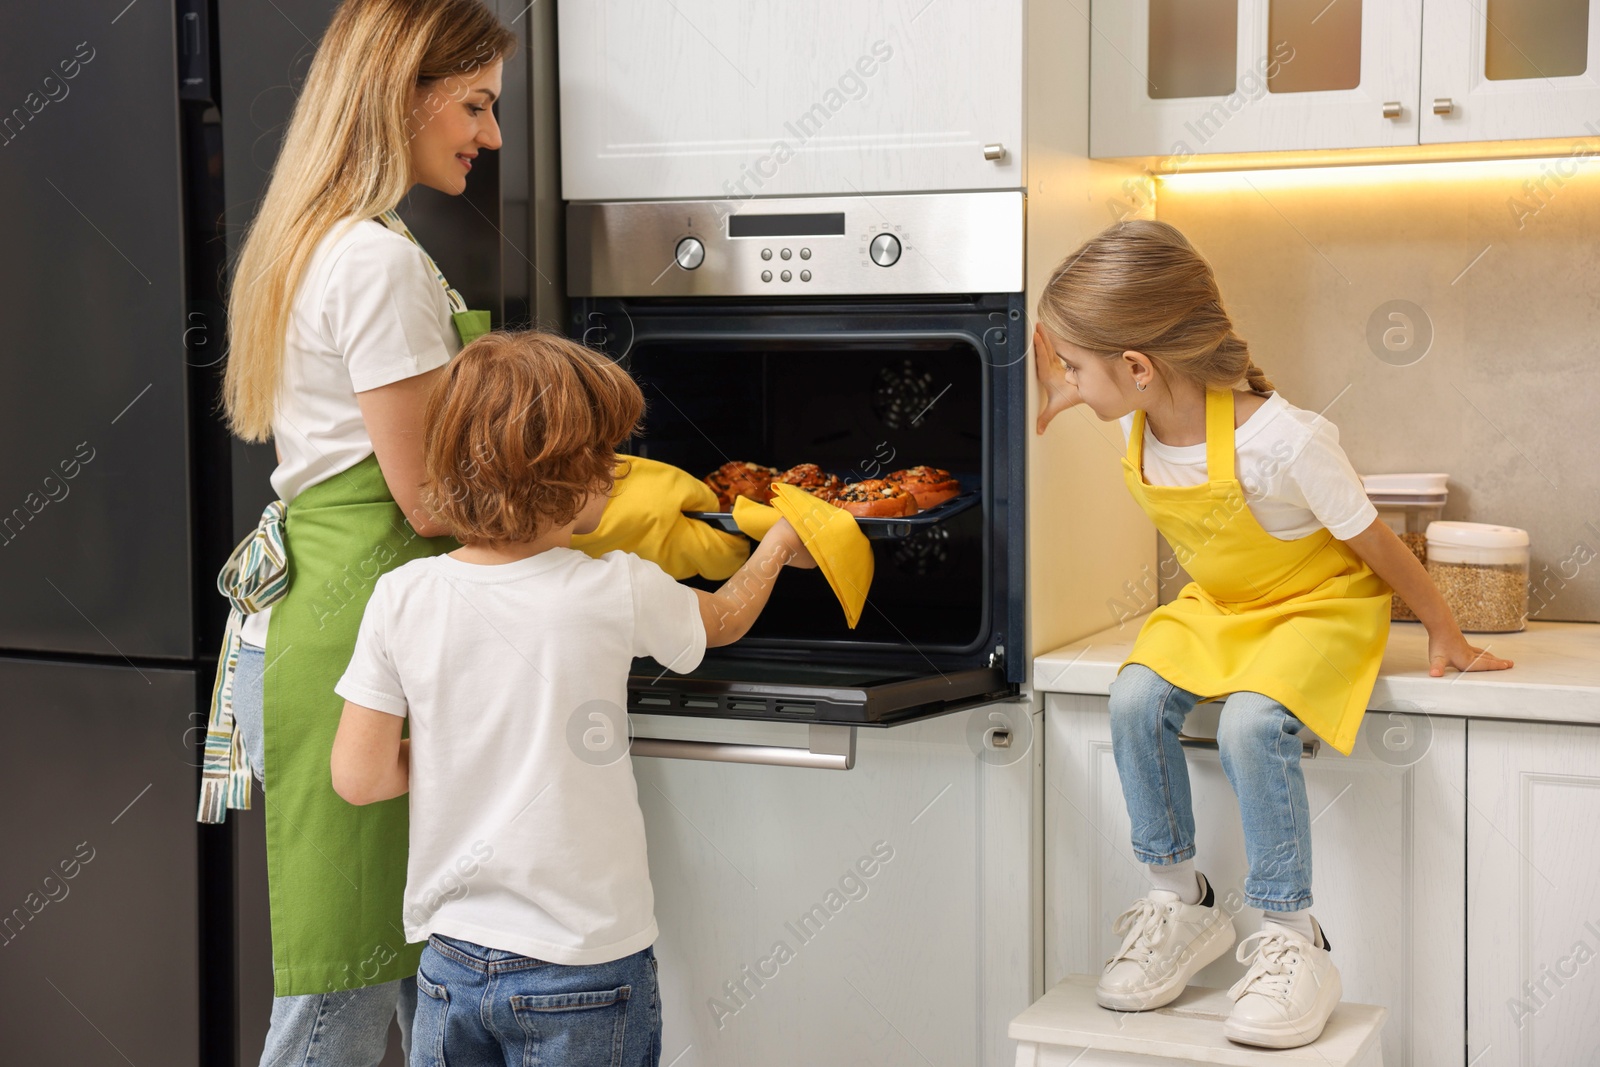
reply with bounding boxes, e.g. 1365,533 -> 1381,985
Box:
412,935 -> 662,1067
1107,663 -> 1313,912
236,642 -> 267,783
238,642 -> 416,1066
260,978 -> 415,1067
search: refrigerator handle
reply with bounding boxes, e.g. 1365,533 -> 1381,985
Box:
630,724 -> 857,771
176,0 -> 215,105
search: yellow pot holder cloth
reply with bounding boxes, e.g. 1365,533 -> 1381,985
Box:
733,483 -> 874,628
572,456 -> 750,580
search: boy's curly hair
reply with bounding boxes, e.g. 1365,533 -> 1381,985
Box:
422,331 -> 643,544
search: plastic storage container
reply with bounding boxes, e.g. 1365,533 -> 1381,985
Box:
1425,521 -> 1530,633
1361,473 -> 1448,622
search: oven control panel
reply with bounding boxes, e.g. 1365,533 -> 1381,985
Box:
568,191 -> 1023,297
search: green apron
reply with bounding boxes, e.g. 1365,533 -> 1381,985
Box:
258,214 -> 487,997
261,456 -> 457,996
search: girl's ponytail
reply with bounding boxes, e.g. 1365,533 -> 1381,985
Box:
1214,328 -> 1273,396
1243,359 -> 1274,396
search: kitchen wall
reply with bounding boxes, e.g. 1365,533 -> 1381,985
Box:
1024,0 -> 1156,658
1154,158 -> 1600,624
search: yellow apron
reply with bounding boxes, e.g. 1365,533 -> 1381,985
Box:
1119,389 -> 1390,755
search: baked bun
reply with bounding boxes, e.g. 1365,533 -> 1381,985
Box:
886,466 -> 960,509
705,462 -> 780,509
774,463 -> 843,501
833,479 -> 919,518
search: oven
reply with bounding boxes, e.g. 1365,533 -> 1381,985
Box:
567,191 -> 1026,737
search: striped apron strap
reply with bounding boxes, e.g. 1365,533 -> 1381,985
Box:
373,208 -> 470,315
197,500 -> 289,824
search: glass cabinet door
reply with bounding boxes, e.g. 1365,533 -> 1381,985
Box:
1092,0 -> 1423,158
1421,0 -> 1600,143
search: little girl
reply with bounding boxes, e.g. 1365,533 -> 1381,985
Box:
1033,220 -> 1512,1048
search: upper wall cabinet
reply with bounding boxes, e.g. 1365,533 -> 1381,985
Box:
1421,0 -> 1600,143
557,1 -> 1023,201
1093,0 -> 1600,158
1091,0 -> 1425,158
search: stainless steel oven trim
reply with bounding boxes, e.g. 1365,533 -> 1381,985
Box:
568,191 -> 1024,298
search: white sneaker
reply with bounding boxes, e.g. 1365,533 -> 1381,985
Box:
1096,872 -> 1237,1012
1224,918 -> 1342,1048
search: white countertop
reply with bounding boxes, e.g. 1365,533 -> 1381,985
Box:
1033,617 -> 1600,726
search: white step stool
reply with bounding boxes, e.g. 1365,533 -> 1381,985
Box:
1010,975 -> 1387,1067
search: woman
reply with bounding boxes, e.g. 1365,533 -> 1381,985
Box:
209,1 -> 515,1061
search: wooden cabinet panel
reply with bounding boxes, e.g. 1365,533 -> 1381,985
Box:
1466,719 -> 1600,1065
558,1 -> 1023,200
634,703 -> 1039,1067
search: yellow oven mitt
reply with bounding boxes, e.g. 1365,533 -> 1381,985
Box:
572,457 -> 750,580
734,484 -> 874,629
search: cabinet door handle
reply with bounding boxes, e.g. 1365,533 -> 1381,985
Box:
1178,731 -> 1322,759
1382,101 -> 1403,118
983,142 -> 1007,161
1432,97 -> 1455,115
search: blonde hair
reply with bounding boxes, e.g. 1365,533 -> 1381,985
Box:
222,0 -> 516,441
422,332 -> 644,545
1036,219 -> 1274,396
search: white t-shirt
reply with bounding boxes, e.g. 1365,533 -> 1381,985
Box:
1119,392 -> 1377,541
334,547 -> 707,966
241,217 -> 459,647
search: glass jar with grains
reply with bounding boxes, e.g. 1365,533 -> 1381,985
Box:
1362,473 -> 1448,622
1425,521 -> 1530,633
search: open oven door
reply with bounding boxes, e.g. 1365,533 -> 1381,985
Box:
627,656 -> 1012,727
624,656 -> 1016,771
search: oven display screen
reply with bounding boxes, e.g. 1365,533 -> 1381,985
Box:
727,212 -> 846,238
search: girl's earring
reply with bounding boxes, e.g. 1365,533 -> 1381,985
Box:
1135,380 -> 1148,392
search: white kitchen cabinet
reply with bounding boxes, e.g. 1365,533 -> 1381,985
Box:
1044,692 -> 1465,1066
1465,719 -> 1600,1066
557,1 -> 1023,201
631,702 -> 1039,1067
1420,0 -> 1600,143
1090,0 -> 1424,158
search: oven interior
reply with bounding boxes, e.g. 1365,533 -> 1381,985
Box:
625,339 -> 987,654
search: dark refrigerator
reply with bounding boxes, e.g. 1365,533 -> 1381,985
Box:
0,1 -> 562,1063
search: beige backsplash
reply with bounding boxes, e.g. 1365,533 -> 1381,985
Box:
1151,158 -> 1600,624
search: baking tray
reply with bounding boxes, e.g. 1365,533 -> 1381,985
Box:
685,476 -> 981,541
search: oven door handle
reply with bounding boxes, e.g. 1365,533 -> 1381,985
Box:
629,723 -> 856,771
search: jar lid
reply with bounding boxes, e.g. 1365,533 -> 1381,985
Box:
1426,520 -> 1529,549
1362,473 -> 1449,502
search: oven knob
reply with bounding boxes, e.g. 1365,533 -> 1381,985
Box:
869,233 -> 901,267
675,237 -> 705,270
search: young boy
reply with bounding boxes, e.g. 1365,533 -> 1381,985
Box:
329,331 -> 811,1066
